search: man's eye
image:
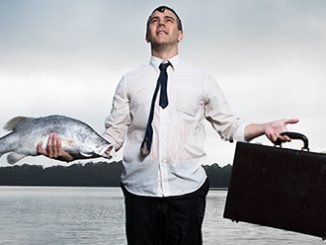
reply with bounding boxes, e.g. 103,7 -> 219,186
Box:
150,19 -> 158,24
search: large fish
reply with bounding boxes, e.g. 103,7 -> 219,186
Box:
0,115 -> 114,164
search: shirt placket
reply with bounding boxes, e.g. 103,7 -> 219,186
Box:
158,69 -> 170,197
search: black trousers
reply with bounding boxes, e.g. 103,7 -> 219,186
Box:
122,178 -> 209,245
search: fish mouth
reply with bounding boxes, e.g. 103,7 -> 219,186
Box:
99,145 -> 115,159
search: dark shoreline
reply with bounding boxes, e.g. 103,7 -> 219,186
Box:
0,161 -> 232,188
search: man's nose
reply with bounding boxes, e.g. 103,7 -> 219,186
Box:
158,19 -> 165,26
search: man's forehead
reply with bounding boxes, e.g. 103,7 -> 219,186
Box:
150,9 -> 177,19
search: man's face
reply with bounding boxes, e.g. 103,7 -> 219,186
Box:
146,9 -> 183,47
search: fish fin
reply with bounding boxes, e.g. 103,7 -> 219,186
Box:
7,152 -> 27,164
80,152 -> 93,157
3,116 -> 32,131
77,145 -> 94,158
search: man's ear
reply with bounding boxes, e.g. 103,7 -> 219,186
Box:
178,31 -> 184,42
145,31 -> 151,43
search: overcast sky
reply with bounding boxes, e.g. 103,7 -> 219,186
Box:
0,0 -> 325,167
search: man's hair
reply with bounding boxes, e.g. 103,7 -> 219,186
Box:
146,6 -> 183,39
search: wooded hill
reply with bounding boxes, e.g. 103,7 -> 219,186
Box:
0,161 -> 232,188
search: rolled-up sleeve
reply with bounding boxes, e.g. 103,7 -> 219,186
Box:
204,74 -> 246,142
103,75 -> 131,150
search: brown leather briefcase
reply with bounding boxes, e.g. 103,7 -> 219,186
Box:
223,132 -> 326,239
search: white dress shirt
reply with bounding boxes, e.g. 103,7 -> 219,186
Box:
103,55 -> 246,197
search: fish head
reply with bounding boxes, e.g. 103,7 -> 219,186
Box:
89,136 -> 115,159
77,131 -> 115,159
78,143 -> 114,159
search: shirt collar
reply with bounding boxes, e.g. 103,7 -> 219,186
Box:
150,55 -> 181,72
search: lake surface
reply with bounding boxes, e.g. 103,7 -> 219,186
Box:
0,186 -> 323,245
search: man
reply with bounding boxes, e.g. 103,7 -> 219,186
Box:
38,6 -> 298,245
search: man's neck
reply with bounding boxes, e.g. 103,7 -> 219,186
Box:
151,44 -> 179,60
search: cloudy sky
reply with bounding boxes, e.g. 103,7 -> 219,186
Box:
0,0 -> 325,167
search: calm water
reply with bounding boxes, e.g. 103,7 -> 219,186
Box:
0,187 -> 323,245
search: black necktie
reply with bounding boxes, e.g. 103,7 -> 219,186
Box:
140,62 -> 170,157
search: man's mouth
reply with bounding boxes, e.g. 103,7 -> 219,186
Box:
157,30 -> 168,35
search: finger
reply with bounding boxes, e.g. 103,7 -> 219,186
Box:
285,118 -> 299,125
61,152 -> 74,162
266,128 -> 278,142
276,135 -> 289,143
37,142 -> 47,155
48,133 -> 55,158
271,132 -> 279,142
53,134 -> 66,159
52,134 -> 59,158
283,135 -> 291,142
56,135 -> 63,158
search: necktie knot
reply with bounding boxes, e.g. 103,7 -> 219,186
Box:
159,62 -> 170,72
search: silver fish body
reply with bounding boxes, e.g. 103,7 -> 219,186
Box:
0,115 -> 113,164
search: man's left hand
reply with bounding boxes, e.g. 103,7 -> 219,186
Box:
265,118 -> 299,143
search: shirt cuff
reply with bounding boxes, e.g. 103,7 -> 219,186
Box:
232,122 -> 248,142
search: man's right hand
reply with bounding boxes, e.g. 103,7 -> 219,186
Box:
37,133 -> 74,162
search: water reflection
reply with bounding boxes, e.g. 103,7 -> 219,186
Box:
0,187 -> 323,245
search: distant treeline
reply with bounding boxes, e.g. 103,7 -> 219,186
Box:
0,161 -> 232,188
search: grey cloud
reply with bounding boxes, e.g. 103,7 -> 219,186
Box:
0,0 -> 325,167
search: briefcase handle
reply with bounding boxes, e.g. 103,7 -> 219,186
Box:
274,131 -> 309,151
